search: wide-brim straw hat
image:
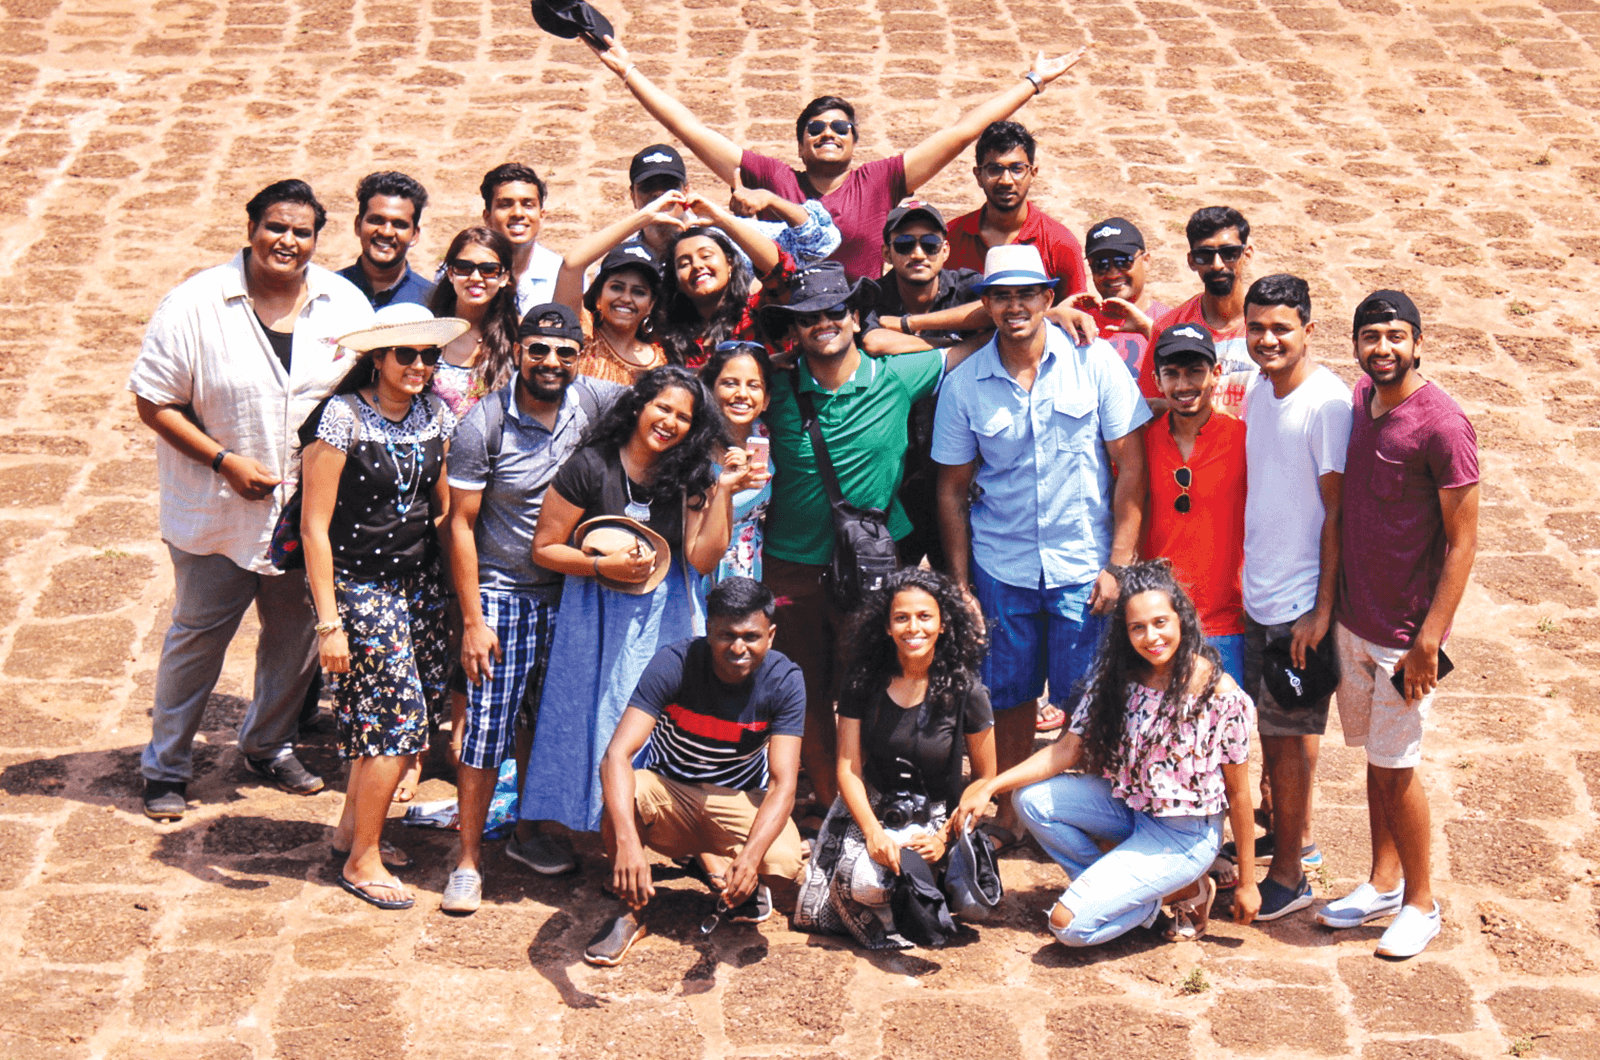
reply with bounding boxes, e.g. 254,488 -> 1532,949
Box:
575,515 -> 671,594
336,303 -> 470,353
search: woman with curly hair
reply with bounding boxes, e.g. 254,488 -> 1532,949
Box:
795,568 -> 997,949
428,227 -> 521,417
518,365 -> 761,842
953,560 -> 1260,945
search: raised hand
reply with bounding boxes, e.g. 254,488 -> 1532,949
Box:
1033,45 -> 1089,85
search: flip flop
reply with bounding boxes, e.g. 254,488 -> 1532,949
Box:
977,820 -> 1027,854
1163,875 -> 1217,942
338,874 -> 414,910
1036,702 -> 1066,732
330,840 -> 411,870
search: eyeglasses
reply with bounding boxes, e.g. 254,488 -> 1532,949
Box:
793,304 -> 851,327
520,341 -> 581,363
380,346 -> 442,366
1089,253 -> 1137,274
1173,466 -> 1193,514
805,119 -> 854,138
891,233 -> 945,256
446,258 -> 506,279
1189,244 -> 1246,265
979,162 -> 1033,180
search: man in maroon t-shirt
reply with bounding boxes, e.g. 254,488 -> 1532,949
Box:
944,121 -> 1087,303
1320,289 -> 1479,960
579,33 -> 1085,279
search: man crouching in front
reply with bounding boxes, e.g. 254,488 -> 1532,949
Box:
584,577 -> 807,965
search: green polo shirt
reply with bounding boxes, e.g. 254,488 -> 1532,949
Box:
764,347 -> 944,566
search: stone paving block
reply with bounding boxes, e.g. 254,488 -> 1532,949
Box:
272,975 -> 408,1060
1047,1000 -> 1192,1060
1486,985 -> 1600,1060
881,998 -> 1021,1059
1209,986 -> 1349,1055
0,968 -> 122,1060
1337,956 -> 1476,1034
22,890 -> 160,963
722,944 -> 853,1046
560,997 -> 704,1060
131,950 -> 266,1029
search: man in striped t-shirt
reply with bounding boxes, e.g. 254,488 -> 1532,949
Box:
587,579 -> 807,966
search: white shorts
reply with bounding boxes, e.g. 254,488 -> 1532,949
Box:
1334,622 -> 1436,769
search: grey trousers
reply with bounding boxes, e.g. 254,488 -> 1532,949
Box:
140,545 -> 318,784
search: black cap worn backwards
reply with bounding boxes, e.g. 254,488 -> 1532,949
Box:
1352,289 -> 1422,339
517,302 -> 583,342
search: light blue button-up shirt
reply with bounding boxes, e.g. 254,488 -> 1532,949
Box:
932,325 -> 1151,589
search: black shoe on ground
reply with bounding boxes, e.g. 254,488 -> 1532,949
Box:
728,885 -> 773,923
143,780 -> 188,821
244,752 -> 325,795
584,913 -> 647,966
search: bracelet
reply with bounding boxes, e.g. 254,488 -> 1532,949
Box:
211,448 -> 232,472
314,621 -> 341,637
592,556 -> 601,576
1023,70 -> 1044,95
621,63 -> 637,81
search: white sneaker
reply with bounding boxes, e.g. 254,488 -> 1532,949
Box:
1316,882 -> 1405,929
1375,901 -> 1440,958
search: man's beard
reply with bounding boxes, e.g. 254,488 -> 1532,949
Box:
1202,272 -> 1236,298
519,368 -> 568,402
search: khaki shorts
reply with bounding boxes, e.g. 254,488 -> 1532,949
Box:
1334,622 -> 1435,769
634,770 -> 805,885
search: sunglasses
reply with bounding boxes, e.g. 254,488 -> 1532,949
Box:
446,258 -> 506,279
1173,466 -> 1193,514
1089,253 -> 1137,274
793,304 -> 851,328
891,233 -> 945,256
521,341 -> 581,363
805,119 -> 855,138
1189,244 -> 1246,265
714,340 -> 767,355
380,345 -> 442,366
979,162 -> 1032,180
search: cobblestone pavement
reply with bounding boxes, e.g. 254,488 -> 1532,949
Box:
0,0 -> 1598,1056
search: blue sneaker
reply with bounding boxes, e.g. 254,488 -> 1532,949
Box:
1255,875 -> 1314,921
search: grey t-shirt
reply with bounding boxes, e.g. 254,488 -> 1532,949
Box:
447,378 -> 619,595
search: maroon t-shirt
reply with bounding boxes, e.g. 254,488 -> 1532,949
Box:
1337,377 -> 1479,650
739,149 -> 907,280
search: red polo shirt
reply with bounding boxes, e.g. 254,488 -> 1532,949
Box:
1141,411 -> 1247,637
945,204 -> 1087,299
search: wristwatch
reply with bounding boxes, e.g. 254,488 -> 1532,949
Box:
1023,71 -> 1044,95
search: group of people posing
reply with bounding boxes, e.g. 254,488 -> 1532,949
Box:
127,35 -> 1479,969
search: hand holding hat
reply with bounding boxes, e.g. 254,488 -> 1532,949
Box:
530,0 -> 614,49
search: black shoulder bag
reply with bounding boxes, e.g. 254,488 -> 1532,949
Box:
793,377 -> 900,612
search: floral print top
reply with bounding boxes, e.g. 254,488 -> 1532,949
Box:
1068,681 -> 1255,817
430,359 -> 489,424
711,422 -> 773,585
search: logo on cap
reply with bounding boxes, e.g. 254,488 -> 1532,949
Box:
622,246 -> 652,260
641,151 -> 674,164
1090,225 -> 1123,238
1174,325 -> 1205,340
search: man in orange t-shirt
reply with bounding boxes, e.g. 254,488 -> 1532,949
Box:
1140,323 -> 1247,682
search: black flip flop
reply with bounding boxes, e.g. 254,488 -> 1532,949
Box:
338,874 -> 414,910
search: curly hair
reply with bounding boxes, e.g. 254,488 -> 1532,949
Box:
658,226 -> 753,365
429,227 -> 520,393
841,567 -> 989,734
579,365 -> 728,507
1076,560 -> 1222,780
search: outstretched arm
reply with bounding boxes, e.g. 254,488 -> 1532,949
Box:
902,47 -> 1088,191
588,36 -> 743,184
553,191 -> 687,313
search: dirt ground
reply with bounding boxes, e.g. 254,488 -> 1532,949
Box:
0,0 -> 1597,1056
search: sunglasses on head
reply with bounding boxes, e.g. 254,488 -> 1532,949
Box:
380,345 -> 442,367
805,118 -> 854,138
1189,244 -> 1245,265
793,304 -> 851,327
446,258 -> 506,278
520,341 -> 581,363
1173,465 -> 1193,513
1089,253 -> 1137,273
891,233 -> 944,256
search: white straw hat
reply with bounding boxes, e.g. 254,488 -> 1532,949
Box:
336,303 -> 469,353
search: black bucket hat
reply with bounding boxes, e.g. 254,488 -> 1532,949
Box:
760,261 -> 878,333
529,0 -> 613,47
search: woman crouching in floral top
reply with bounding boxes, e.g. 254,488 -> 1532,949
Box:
953,560 -> 1260,945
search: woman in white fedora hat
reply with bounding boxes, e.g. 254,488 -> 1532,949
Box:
300,304 -> 468,910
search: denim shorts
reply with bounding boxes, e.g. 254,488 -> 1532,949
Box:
972,564 -> 1105,712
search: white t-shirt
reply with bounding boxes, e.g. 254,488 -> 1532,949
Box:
514,241 -> 563,317
1241,365 -> 1353,625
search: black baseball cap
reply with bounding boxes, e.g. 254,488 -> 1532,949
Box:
1152,322 -> 1217,367
629,144 -> 687,187
596,243 -> 663,286
882,199 -> 947,240
1352,288 -> 1422,339
517,302 -> 583,342
1085,217 -> 1145,258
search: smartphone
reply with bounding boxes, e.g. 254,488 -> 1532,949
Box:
745,435 -> 770,471
1390,648 -> 1454,696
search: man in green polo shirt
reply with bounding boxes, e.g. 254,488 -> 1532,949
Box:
759,261 -> 943,811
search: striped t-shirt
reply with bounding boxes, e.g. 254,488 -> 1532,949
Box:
631,639 -> 806,792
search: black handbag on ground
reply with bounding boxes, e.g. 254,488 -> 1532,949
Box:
794,383 -> 900,612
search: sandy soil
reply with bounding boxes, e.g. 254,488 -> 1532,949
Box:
0,0 -> 1597,1056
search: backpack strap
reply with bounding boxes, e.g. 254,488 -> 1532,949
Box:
789,370 -> 847,511
482,386 -> 508,476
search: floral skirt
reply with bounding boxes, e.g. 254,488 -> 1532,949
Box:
333,568 -> 450,759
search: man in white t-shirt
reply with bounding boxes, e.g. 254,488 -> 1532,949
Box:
1237,274 -> 1353,922
477,163 -> 562,315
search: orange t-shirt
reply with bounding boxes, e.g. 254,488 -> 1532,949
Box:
1141,411 -> 1247,637
1138,294 -> 1256,420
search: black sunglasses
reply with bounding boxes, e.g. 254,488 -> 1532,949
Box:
521,341 -> 581,363
1174,466 -> 1193,514
1189,244 -> 1246,265
1089,253 -> 1137,273
804,118 -> 854,138
380,345 -> 442,367
447,258 -> 506,278
793,304 -> 851,327
891,233 -> 944,256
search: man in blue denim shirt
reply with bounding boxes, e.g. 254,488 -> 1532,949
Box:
933,245 -> 1151,846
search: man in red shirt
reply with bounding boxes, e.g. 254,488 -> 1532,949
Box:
1069,216 -> 1171,382
945,122 -> 1087,303
1140,324 -> 1247,684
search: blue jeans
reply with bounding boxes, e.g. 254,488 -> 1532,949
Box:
1016,773 -> 1222,946
1209,633 -> 1246,687
972,564 -> 1105,711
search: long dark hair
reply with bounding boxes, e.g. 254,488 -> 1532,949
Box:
658,226 -> 752,365
584,261 -> 663,344
579,365 -> 728,506
1076,560 -> 1222,779
841,568 -> 988,728
429,226 -> 520,392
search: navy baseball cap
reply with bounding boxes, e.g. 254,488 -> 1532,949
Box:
1152,322 -> 1217,367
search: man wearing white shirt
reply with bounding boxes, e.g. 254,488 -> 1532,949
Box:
127,179 -> 375,821
478,162 -> 562,315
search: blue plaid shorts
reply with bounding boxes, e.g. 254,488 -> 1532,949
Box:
459,588 -> 557,771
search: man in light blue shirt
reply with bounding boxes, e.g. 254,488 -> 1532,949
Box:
934,245 -> 1150,845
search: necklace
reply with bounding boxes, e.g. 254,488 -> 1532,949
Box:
370,395 -> 423,515
622,470 -> 652,522
598,330 -> 653,369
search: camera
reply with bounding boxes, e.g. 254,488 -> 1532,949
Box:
879,757 -> 931,830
